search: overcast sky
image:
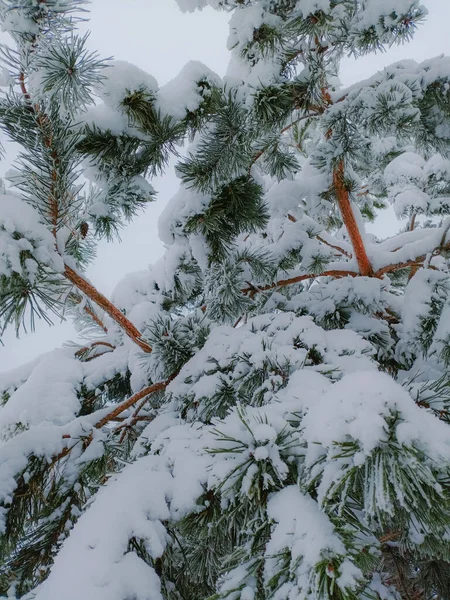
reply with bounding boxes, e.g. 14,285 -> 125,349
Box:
1,0 -> 449,371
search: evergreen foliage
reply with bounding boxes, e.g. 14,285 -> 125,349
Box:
1,1 -> 450,599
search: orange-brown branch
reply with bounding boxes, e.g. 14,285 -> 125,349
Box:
374,235 -> 450,279
19,72 -> 31,103
53,376 -> 174,464
375,260 -> 425,279
249,86 -> 372,276
242,269 -> 357,296
321,82 -> 372,276
375,259 -> 440,279
111,416 -> 153,423
333,161 -> 372,276
65,265 -> 152,353
95,379 -> 170,430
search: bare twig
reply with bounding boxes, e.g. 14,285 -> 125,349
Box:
287,214 -> 352,258
83,305 -> 109,334
233,316 -> 243,328
317,235 -> 352,258
116,394 -> 154,443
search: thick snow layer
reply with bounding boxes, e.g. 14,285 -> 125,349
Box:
34,456 -> 171,600
82,346 -> 130,392
425,154 -> 450,179
265,486 -> 361,592
0,193 -> 63,277
392,188 -> 430,218
397,268 -> 448,362
335,55 -> 450,105
0,349 -> 83,433
369,223 -> 450,272
265,179 -> 305,217
80,60 -> 161,139
0,414 -> 107,533
34,422 -> 209,600
81,103 -> 130,136
0,427 -> 67,531
354,0 -> 425,30
0,341 -> 132,533
169,312 -> 374,415
303,370 -> 450,503
0,355 -> 40,397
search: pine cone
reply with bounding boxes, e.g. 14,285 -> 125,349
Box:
79,222 -> 89,239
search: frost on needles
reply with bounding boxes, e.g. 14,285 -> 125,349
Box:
2,0 -> 450,598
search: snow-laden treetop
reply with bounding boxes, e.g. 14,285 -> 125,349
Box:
1,1 -> 450,599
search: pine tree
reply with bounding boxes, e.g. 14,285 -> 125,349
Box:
2,0 -> 450,598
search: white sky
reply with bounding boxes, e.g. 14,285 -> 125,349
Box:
0,0 -> 449,371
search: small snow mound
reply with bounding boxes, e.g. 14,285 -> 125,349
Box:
156,61 -> 221,120
99,61 -> 158,108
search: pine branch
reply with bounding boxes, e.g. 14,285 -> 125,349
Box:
18,62 -> 153,354
375,260 -> 430,279
18,72 -> 31,103
110,416 -> 153,423
249,114 -> 317,172
250,82 -> 373,276
249,116 -> 309,170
